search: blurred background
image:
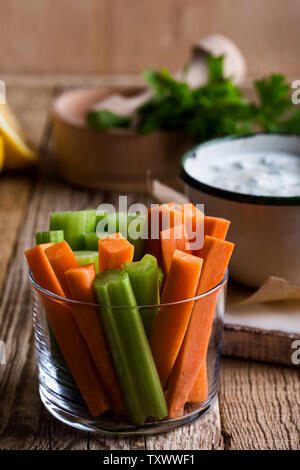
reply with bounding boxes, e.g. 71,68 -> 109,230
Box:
1,0 -> 299,153
0,0 -> 299,79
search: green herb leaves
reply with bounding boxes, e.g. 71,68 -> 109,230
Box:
254,74 -> 300,132
87,55 -> 300,141
87,109 -> 131,131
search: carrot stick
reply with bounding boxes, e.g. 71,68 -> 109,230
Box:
98,233 -> 134,272
25,243 -> 65,293
167,236 -> 234,418
167,206 -> 184,229
150,249 -> 203,387
189,215 -> 230,399
25,244 -> 110,417
160,224 -> 192,274
45,241 -> 79,298
65,264 -> 125,415
179,203 -> 205,253
179,203 -> 204,231
204,216 -> 230,240
145,205 -> 184,266
188,361 -> 208,403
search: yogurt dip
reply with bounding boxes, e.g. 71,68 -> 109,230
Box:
186,151 -> 300,197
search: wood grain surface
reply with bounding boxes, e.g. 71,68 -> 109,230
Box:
0,0 -> 300,78
222,326 -> 300,367
220,359 -> 300,450
0,82 -> 299,450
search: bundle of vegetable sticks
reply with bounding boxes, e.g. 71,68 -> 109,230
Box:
25,203 -> 234,424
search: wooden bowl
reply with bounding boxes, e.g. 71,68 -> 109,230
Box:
52,87 -> 190,192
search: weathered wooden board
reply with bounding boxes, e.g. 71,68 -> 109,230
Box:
0,176 -> 31,294
1,0 -> 300,79
220,358 -> 300,450
223,326 -> 299,367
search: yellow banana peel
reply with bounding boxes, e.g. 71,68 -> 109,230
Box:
0,103 -> 37,170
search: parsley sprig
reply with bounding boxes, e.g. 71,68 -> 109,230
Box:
88,55 -> 300,141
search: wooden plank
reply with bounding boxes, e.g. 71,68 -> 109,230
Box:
0,176 -> 31,296
1,0 -> 300,77
219,358 -> 300,450
0,0 -> 101,75
146,400 -> 222,450
223,326 -> 300,367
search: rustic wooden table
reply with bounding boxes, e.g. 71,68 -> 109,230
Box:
0,79 -> 299,450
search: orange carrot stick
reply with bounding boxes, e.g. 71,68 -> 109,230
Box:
188,216 -> 230,400
188,361 -> 208,403
204,216 -> 230,240
25,244 -> 110,417
26,243 -> 64,293
45,241 -> 79,298
167,236 -> 234,418
145,205 -> 184,266
179,203 -> 204,231
160,224 -> 192,274
150,249 -> 203,387
65,264 -> 125,415
179,203 -> 205,254
98,233 -> 134,272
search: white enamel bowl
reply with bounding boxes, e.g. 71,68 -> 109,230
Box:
181,134 -> 300,288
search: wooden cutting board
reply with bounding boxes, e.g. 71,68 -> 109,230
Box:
222,282 -> 300,367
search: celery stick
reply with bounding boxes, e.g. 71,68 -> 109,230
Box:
158,267 -> 164,293
95,211 -> 108,229
105,212 -> 146,260
123,255 -> 159,336
35,230 -> 64,245
83,231 -> 112,251
50,210 -> 96,250
93,269 -> 167,424
74,250 -> 99,273
128,214 -> 146,261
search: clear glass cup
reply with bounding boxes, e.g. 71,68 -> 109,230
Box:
29,269 -> 227,436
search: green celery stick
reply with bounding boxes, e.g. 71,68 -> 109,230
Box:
83,231 -> 112,251
35,230 -> 64,245
128,213 -> 146,261
93,269 -> 167,424
50,210 -> 96,250
123,254 -> 159,336
104,212 -> 146,260
95,211 -> 108,229
74,250 -> 99,273
158,267 -> 164,293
